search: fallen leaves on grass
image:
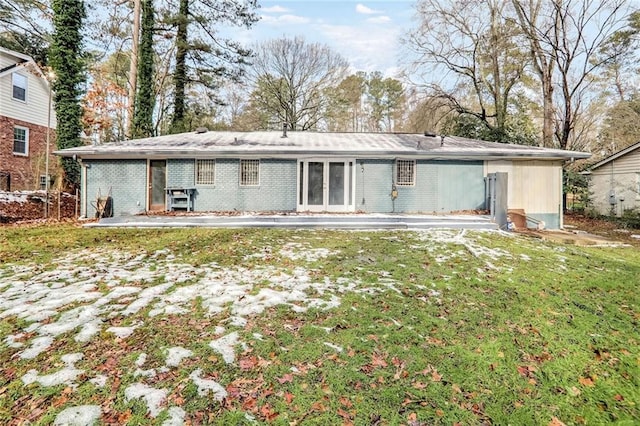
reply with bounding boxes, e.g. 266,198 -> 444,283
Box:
276,373 -> 294,384
578,376 -> 595,387
283,392 -> 295,404
259,404 -> 279,421
419,365 -> 442,382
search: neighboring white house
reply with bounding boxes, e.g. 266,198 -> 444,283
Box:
584,141 -> 640,216
0,47 -> 56,190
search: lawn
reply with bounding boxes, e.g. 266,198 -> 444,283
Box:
0,225 -> 638,425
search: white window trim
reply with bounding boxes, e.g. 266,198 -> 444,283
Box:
195,159 -> 216,185
395,159 -> 416,186
239,159 -> 260,186
12,72 -> 28,103
13,126 -> 29,156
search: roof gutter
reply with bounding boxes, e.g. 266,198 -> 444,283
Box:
55,149 -> 589,162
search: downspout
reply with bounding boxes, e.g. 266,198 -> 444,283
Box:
559,165 -> 563,229
360,161 -> 365,207
391,159 -> 398,213
609,161 -> 616,215
81,160 -> 87,218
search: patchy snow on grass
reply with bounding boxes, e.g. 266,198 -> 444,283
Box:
189,368 -> 228,400
162,406 -> 186,426
0,236 -> 461,416
279,242 -> 337,262
209,332 -> 240,364
415,229 -> 512,269
134,368 -> 157,378
124,383 -> 167,418
106,324 -> 139,338
5,333 -> 24,348
22,353 -> 84,387
135,353 -> 147,367
53,405 -> 102,426
165,346 -> 193,367
324,342 -> 343,352
89,375 -> 108,388
0,230 -> 547,423
0,242 -> 363,365
19,336 -> 54,360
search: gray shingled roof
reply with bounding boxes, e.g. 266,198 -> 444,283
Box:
55,131 -> 590,161
582,140 -> 640,173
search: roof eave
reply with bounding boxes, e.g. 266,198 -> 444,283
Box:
588,140 -> 640,171
55,149 -> 589,161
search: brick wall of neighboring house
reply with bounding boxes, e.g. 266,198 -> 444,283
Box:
0,115 -> 57,191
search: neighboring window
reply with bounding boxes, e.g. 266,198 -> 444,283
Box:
636,173 -> 640,198
240,159 -> 260,186
12,73 -> 27,101
395,159 -> 415,186
13,127 -> 28,155
196,159 -> 216,185
39,175 -> 52,190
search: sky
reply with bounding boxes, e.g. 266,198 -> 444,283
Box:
231,1 -> 417,77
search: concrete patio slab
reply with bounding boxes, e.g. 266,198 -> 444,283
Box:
85,213 -> 499,230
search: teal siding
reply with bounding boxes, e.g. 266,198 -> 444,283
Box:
84,158 -> 485,216
435,161 -> 485,212
356,160 -> 485,213
526,213 -> 560,230
168,159 -> 297,212
85,160 -> 147,217
167,159 -> 194,188
356,160 -> 393,212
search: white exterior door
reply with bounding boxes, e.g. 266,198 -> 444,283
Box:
298,159 -> 355,212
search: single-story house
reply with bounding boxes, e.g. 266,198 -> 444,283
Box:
55,130 -> 590,229
583,140 -> 640,216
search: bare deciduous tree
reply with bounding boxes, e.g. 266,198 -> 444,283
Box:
249,36 -> 349,131
511,0 -> 630,150
404,0 -> 529,142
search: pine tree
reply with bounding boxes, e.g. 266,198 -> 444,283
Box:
132,0 -> 155,138
167,0 -> 259,134
50,0 -> 86,188
170,0 -> 189,133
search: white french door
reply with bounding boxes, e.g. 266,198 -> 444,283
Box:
297,159 -> 355,212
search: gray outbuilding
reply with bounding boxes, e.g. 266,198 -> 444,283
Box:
583,141 -> 640,216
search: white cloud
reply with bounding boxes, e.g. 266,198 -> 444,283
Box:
318,23 -> 401,74
261,5 -> 290,14
260,14 -> 311,25
366,16 -> 392,24
356,4 -> 383,15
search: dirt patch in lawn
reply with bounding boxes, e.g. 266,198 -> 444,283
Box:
564,212 -> 640,246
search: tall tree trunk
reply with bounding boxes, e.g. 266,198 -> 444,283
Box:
127,0 -> 141,139
511,0 -> 556,148
51,0 -> 86,189
171,0 -> 188,133
132,0 -> 154,138
541,70 -> 554,147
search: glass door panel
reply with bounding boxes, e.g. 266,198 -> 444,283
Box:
328,162 -> 345,205
307,162 -> 324,206
149,160 -> 166,211
298,159 -> 354,212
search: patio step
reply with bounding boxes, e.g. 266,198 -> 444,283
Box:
85,214 -> 499,230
